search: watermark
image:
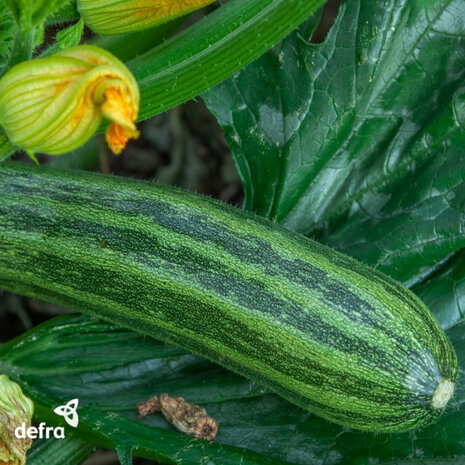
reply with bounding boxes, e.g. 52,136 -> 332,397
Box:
53,398 -> 79,427
14,398 -> 79,439
15,422 -> 65,439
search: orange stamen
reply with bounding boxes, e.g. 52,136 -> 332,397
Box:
101,87 -> 139,155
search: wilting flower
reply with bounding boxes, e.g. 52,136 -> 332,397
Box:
78,0 -> 216,35
0,375 -> 34,465
0,45 -> 140,156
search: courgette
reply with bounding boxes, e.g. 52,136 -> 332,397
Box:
0,163 -> 457,432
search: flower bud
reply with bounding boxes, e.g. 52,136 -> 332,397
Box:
0,375 -> 34,465
78,0 -> 216,35
0,45 -> 140,156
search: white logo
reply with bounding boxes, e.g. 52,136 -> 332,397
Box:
53,398 -> 79,428
14,399 -> 79,440
15,422 -> 65,439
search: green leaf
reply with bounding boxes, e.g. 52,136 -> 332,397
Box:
32,1 -> 75,26
412,249 -> 465,331
4,0 -> 20,24
28,436 -> 96,465
6,0 -> 71,28
0,2 -> 15,74
128,0 -> 327,121
46,1 -> 79,25
39,18 -> 84,58
56,18 -> 83,49
322,140 -> 465,285
33,22 -> 45,47
203,0 -> 465,283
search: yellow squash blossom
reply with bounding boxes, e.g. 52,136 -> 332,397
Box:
0,45 -> 140,156
0,375 -> 34,465
78,0 -> 216,35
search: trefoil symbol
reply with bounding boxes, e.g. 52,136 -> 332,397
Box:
53,398 -> 79,428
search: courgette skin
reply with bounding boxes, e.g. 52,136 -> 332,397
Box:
0,163 -> 457,432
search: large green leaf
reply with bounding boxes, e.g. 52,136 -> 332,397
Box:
412,249 -> 465,331
203,0 -> 465,284
27,436 -> 96,465
323,146 -> 465,285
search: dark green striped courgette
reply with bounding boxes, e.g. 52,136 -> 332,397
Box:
0,163 -> 457,432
